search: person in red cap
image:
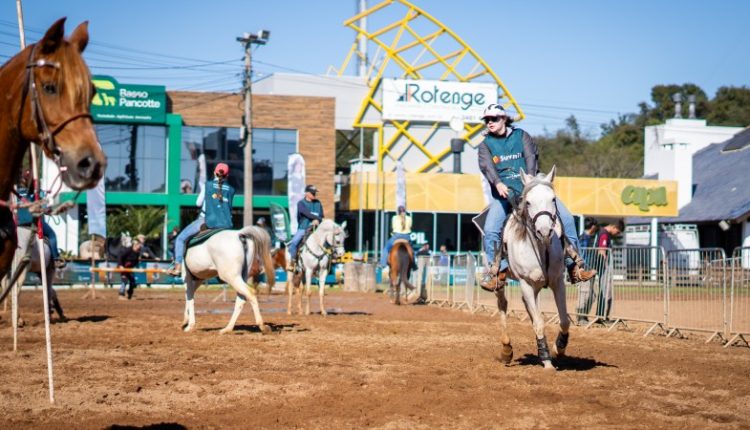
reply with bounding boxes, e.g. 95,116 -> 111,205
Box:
204,163 -> 235,230
167,162 -> 235,276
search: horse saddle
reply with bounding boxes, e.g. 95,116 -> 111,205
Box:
186,228 -> 229,249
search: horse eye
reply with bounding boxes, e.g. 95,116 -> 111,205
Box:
42,82 -> 58,95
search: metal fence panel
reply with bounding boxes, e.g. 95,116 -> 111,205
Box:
426,255 -> 451,306
565,247 -> 612,325
666,248 -> 727,341
727,248 -> 750,347
608,246 -> 667,329
451,254 -> 475,310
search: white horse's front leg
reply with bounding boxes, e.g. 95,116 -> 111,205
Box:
520,281 -> 554,370
318,268 -> 328,316
551,276 -> 570,358
495,288 -> 513,365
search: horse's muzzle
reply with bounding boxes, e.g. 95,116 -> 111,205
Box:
61,151 -> 107,190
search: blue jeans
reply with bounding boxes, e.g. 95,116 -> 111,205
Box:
175,217 -> 204,264
41,221 -> 59,260
288,228 -> 307,258
379,233 -> 413,266
483,197 -> 581,271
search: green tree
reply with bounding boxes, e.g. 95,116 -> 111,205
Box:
707,86 -> 750,126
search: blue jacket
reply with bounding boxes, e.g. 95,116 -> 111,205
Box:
297,198 -> 323,230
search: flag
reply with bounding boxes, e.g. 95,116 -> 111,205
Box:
86,179 -> 106,238
287,153 -> 305,232
395,161 -> 406,210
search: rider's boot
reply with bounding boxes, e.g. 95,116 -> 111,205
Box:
167,262 -> 182,277
479,265 -> 507,292
565,245 -> 596,283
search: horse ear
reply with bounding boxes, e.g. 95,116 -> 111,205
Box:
545,165 -> 557,183
40,17 -> 66,54
69,21 -> 89,53
519,168 -> 529,186
340,221 -> 347,231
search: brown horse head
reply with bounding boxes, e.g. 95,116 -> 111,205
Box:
0,17 -> 106,193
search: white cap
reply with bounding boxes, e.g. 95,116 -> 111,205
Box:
482,103 -> 508,119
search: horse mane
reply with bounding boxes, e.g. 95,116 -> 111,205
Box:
511,175 -> 554,242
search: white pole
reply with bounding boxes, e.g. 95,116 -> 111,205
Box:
17,0 -> 55,404
12,280 -> 18,352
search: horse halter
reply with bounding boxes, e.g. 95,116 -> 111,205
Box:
22,43 -> 93,164
520,182 -> 558,241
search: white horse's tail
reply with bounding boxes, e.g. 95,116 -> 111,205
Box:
238,226 -> 276,287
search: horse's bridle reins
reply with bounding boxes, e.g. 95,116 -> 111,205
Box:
300,224 -> 343,270
22,42 -> 93,166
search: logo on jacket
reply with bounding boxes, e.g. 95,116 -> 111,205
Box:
492,155 -> 500,164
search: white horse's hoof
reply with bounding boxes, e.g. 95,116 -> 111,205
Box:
183,324 -> 194,333
219,327 -> 232,335
542,360 -> 555,370
321,310 -> 328,316
260,324 -> 271,334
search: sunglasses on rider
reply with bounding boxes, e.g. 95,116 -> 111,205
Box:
484,116 -> 504,124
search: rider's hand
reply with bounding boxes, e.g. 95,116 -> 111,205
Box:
495,182 -> 509,199
312,219 -> 320,226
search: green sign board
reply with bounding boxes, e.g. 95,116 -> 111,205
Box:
91,75 -> 166,124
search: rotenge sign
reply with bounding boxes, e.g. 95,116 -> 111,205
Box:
91,75 -> 166,124
382,78 -> 497,123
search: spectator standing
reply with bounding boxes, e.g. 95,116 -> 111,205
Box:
575,217 -> 600,324
593,219 -> 624,322
118,239 -> 143,300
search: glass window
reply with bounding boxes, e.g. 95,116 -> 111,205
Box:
180,126 -> 297,196
96,124 -> 167,193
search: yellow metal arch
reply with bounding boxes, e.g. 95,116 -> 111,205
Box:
338,0 -> 524,174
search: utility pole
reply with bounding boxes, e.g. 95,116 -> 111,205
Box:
237,30 -> 270,227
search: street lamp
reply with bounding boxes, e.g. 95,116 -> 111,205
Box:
237,29 -> 270,226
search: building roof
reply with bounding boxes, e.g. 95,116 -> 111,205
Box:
656,130 -> 750,223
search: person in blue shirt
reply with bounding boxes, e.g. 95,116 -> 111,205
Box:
287,184 -> 324,271
167,163 -> 234,276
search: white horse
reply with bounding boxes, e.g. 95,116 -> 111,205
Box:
182,226 -> 275,334
0,227 -> 65,323
497,166 -> 569,370
286,219 -> 346,316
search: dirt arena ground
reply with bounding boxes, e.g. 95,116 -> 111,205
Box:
1,287 -> 749,429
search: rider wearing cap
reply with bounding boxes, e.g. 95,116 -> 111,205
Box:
203,163 -> 235,229
478,103 -> 595,291
167,162 -> 234,276
287,184 -> 324,271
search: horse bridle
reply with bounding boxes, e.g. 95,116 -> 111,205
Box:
22,42 -> 93,165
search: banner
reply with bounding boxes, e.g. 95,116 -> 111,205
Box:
86,179 -> 106,238
287,153 -> 306,232
269,202 -> 290,242
382,78 -> 497,123
395,161 -> 406,210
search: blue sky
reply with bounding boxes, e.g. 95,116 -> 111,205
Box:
1,0 -> 748,136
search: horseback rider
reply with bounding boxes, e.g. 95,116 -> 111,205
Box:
287,184 -> 323,272
167,163 -> 234,276
477,103 -> 596,291
379,205 -> 416,270
15,170 -> 66,269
